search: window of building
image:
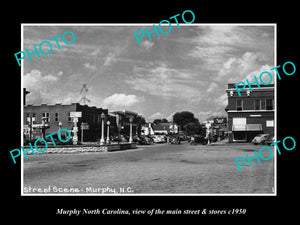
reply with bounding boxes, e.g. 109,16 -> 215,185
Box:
32,113 -> 36,123
42,112 -> 50,122
68,112 -> 72,122
254,100 -> 260,110
266,99 -> 273,110
97,114 -> 102,124
236,100 -> 243,111
55,112 -> 59,122
261,99 -> 266,110
266,120 -> 274,127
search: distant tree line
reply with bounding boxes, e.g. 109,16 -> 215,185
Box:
152,111 -> 205,136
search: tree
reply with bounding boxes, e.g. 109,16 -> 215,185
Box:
173,111 -> 196,129
183,121 -> 205,136
173,111 -> 203,135
153,118 -> 168,125
161,118 -> 168,123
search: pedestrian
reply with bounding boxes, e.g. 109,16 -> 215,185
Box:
207,132 -> 211,145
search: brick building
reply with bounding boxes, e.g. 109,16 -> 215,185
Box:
225,83 -> 275,142
110,110 -> 145,137
23,103 -> 115,142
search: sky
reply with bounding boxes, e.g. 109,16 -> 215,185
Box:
22,24 -> 275,122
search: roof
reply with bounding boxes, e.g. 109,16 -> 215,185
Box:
227,83 -> 274,89
153,125 -> 168,130
158,122 -> 174,127
205,115 -> 226,121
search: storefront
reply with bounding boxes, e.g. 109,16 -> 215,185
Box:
232,122 -> 262,142
225,83 -> 274,143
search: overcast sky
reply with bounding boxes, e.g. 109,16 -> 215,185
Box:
23,24 -> 275,122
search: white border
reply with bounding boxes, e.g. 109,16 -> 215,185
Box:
21,23 -> 277,196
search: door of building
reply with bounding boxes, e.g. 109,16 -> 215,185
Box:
232,117 -> 247,142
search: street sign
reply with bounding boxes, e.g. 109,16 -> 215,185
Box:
73,117 -> 79,123
81,123 -> 89,130
70,111 -> 82,118
214,117 -> 227,125
72,127 -> 78,132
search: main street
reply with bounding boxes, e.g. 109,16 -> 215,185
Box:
23,141 -> 274,194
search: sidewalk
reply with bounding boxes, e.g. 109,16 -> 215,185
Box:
208,138 -> 229,146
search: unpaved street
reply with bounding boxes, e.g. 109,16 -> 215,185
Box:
23,142 -> 274,194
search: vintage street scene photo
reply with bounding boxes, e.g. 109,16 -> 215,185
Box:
22,24 -> 275,195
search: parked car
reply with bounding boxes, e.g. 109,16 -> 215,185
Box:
111,135 -> 129,143
190,135 -> 208,145
265,134 -> 275,145
252,134 -> 271,145
153,135 -> 165,143
136,135 -> 154,145
169,134 -> 181,144
178,131 -> 187,141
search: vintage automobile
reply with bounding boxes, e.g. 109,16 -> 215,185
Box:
264,134 -> 275,145
136,135 -> 154,145
251,134 -> 271,145
152,135 -> 166,143
189,134 -> 208,145
169,134 -> 181,144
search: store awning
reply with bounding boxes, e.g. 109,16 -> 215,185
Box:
232,124 -> 262,131
232,124 -> 246,131
219,127 -> 228,132
246,124 -> 262,131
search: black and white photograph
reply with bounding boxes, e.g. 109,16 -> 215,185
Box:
4,5 -> 298,221
21,24 -> 276,195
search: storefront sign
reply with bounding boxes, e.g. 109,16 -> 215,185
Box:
70,112 -> 82,118
214,118 -> 227,124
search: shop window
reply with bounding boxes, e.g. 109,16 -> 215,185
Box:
236,100 -> 243,111
266,99 -> 273,110
266,120 -> 274,127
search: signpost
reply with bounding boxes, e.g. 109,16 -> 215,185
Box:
70,111 -> 82,145
213,117 -> 227,125
70,111 -> 82,118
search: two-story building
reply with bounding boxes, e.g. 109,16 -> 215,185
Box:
225,83 -> 275,142
110,110 -> 145,137
23,103 -> 113,142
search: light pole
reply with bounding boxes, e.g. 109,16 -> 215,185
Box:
81,122 -> 84,144
100,112 -> 106,145
129,116 -> 133,143
106,120 -> 110,144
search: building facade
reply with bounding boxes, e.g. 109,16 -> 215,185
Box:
225,83 -> 275,142
110,110 -> 145,137
23,103 -> 113,143
203,116 -> 228,141
152,122 -> 179,134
